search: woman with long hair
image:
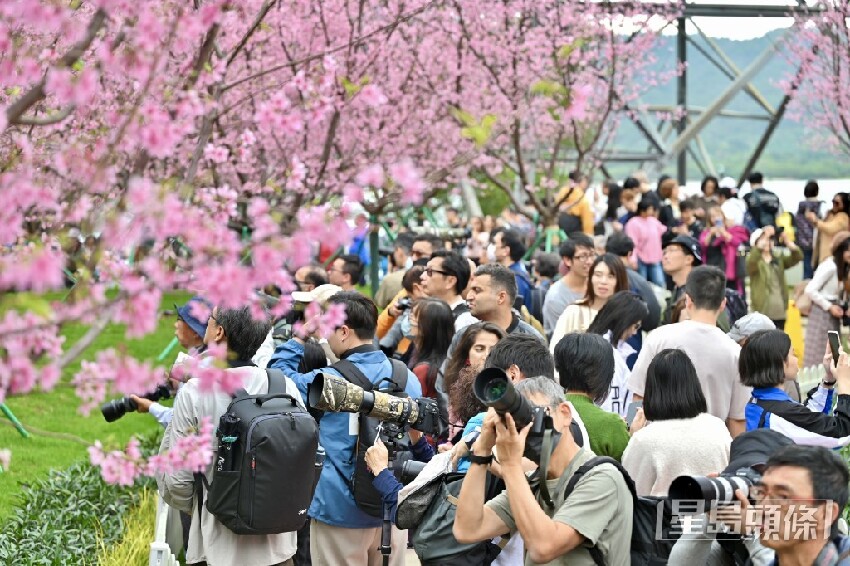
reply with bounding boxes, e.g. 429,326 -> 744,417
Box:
810,191 -> 850,267
587,291 -> 649,417
550,253 -> 629,350
803,232 -> 850,368
441,322 -> 507,445
408,298 -> 454,399
623,349 -> 731,496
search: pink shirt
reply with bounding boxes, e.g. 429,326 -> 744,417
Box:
625,216 -> 667,263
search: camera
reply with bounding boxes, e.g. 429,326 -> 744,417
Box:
668,466 -> 762,511
307,373 -> 442,435
100,384 -> 172,422
473,367 -> 559,463
396,298 -> 413,312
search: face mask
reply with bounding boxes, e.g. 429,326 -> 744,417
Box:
486,243 -> 497,263
401,312 -> 413,338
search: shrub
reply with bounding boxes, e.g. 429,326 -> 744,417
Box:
96,487 -> 157,566
0,432 -> 161,565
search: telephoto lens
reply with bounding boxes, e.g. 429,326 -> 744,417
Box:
472,367 -> 534,427
668,467 -> 762,511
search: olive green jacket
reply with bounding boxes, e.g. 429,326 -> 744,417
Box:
746,245 -> 804,315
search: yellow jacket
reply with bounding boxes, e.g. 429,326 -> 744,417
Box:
555,186 -> 595,235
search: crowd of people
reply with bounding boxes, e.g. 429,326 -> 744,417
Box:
144,170 -> 850,566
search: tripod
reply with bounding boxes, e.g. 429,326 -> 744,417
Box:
375,422 -> 407,566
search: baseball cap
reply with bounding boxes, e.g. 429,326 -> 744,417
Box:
663,234 -> 702,265
719,176 -> 737,190
292,284 -> 342,305
728,312 -> 775,343
176,296 -> 212,339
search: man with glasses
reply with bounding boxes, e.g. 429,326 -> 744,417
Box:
543,234 -> 595,339
327,254 -> 364,292
420,250 -> 474,330
294,264 -> 328,293
661,234 -> 702,325
270,292 -> 421,565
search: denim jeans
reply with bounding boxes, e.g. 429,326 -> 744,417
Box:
637,260 -> 665,288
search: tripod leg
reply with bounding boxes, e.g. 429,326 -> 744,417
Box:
1,404 -> 29,438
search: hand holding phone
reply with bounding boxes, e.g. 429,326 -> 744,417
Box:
626,401 -> 643,427
828,331 -> 841,367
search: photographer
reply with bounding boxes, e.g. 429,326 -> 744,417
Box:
453,377 -> 633,564
157,305 -> 302,566
269,291 -> 421,566
746,227 -> 803,331
131,297 -> 211,427
742,330 -> 850,447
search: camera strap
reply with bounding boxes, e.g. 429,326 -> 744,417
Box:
536,429 -> 562,510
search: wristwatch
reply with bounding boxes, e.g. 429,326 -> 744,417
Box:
468,453 -> 494,466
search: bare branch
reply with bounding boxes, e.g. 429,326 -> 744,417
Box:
15,105 -> 75,126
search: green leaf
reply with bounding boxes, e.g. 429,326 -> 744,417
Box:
339,76 -> 361,97
71,59 -> 85,72
530,79 -> 566,98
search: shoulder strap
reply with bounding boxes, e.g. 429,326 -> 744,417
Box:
389,359 -> 409,392
561,456 -> 637,566
265,367 -> 289,396
332,359 -> 374,391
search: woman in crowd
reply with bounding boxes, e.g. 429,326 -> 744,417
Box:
408,298 -> 454,399
809,191 -> 850,268
746,226 -> 803,331
741,329 -> 850,447
378,266 -> 426,362
550,253 -> 629,349
586,291 -> 649,418
441,322 -> 507,444
803,232 -> 850,368
624,199 -> 667,287
700,205 -> 749,295
622,349 -> 731,496
690,175 -> 719,221
554,332 -> 630,461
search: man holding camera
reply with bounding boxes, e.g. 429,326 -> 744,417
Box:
158,305 -> 301,566
269,291 -> 421,566
454,377 -> 633,565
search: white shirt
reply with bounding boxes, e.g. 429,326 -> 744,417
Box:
157,366 -> 301,566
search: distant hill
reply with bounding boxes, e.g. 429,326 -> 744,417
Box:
606,29 -> 850,181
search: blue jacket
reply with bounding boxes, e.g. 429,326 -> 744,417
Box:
269,340 -> 422,528
509,262 -> 534,312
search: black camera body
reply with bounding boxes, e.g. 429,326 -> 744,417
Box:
100,384 -> 172,422
396,298 -> 413,312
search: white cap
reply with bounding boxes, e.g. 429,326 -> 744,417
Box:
719,176 -> 737,190
291,284 -> 343,305
750,228 -> 766,248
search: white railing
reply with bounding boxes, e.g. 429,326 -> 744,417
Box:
150,495 -> 181,566
798,365 -> 827,394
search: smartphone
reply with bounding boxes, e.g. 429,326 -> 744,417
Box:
828,330 -> 841,367
626,401 -> 643,427
714,219 -> 724,228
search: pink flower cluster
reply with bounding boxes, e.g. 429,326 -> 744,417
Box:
293,301 -> 348,340
73,350 -> 167,415
89,416 -> 213,486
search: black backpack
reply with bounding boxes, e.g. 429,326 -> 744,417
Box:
743,189 -> 781,229
200,368 -> 320,535
724,288 -> 748,326
560,456 -> 678,565
333,358 -> 410,518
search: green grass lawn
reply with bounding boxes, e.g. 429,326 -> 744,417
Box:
0,291 -> 191,521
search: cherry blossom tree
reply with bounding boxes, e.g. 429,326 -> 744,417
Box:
0,0 -> 468,484
785,2 -> 850,156
418,0 -> 676,233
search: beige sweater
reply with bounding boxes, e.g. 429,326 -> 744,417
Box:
622,413 -> 732,497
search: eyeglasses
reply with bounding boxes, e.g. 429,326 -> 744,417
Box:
425,267 -> 454,278
209,312 -> 219,325
749,484 -> 821,506
574,254 -> 597,262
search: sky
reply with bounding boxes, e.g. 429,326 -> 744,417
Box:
660,1 -> 804,40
